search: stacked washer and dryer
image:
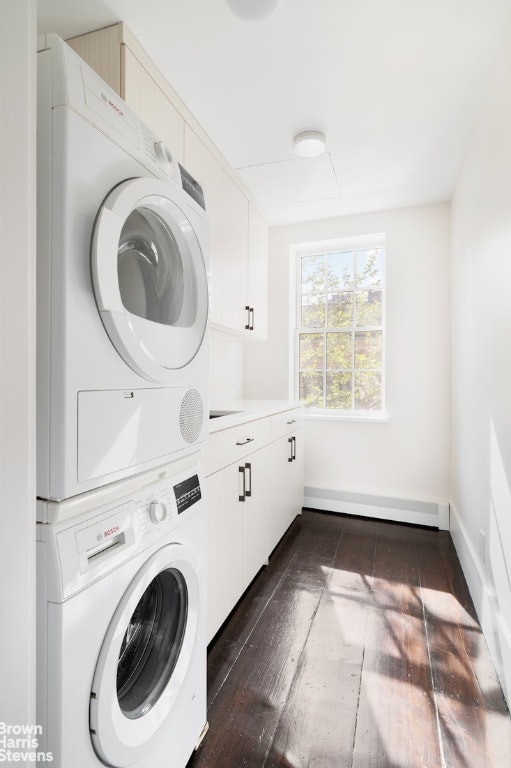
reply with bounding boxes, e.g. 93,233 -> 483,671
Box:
36,34 -> 210,768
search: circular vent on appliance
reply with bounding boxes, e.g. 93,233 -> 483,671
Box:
179,389 -> 204,444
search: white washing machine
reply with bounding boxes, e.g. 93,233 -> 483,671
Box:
37,34 -> 210,502
36,454 -> 207,768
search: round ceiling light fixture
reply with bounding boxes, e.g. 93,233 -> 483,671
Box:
226,0 -> 279,21
293,130 -> 326,158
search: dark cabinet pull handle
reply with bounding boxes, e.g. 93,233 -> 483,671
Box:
236,437 -> 254,446
239,465 -> 246,502
292,435 -> 297,461
244,306 -> 255,331
287,419 -> 297,425
288,437 -> 293,462
245,462 -> 252,497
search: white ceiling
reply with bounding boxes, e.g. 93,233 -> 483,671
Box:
37,0 -> 511,225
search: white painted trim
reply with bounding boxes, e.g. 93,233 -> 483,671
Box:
450,503 -> 510,705
288,248 -> 298,400
303,410 -> 390,423
305,487 -> 449,530
449,502 -> 490,628
0,0 -> 37,726
290,232 -> 386,256
437,501 -> 450,530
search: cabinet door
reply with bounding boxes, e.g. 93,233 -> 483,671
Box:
266,436 -> 289,552
221,172 -> 249,332
266,429 -> 304,552
241,447 -> 272,589
122,47 -> 184,161
247,204 -> 268,339
67,25 -> 122,92
206,468 -> 243,642
289,429 -> 304,523
184,125 -> 223,324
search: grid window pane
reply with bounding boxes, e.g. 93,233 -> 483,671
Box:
327,372 -> 352,409
297,244 -> 384,412
355,371 -> 382,410
327,251 -> 354,290
327,292 -> 353,327
301,295 -> 325,328
354,331 -> 382,369
355,290 -> 382,327
299,333 -> 324,370
299,372 -> 324,408
356,248 -> 383,288
327,332 -> 352,369
301,254 -> 325,293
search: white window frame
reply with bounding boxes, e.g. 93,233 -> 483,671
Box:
290,233 -> 388,421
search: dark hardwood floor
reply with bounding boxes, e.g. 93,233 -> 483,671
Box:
187,510 -> 511,768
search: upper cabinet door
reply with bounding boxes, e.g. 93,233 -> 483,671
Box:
247,204 -> 268,340
122,47 -> 184,162
184,125 -> 223,325
67,25 -> 123,92
221,172 -> 249,333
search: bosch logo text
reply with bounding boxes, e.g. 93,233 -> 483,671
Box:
100,92 -> 125,117
104,526 -> 120,538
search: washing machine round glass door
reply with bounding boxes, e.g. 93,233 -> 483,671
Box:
90,544 -> 200,767
91,177 -> 209,384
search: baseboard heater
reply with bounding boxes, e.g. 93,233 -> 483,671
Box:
304,486 -> 450,530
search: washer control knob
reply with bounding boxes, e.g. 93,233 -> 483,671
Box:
149,501 -> 168,524
154,141 -> 172,171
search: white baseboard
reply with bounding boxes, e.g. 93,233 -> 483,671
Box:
450,503 -> 510,706
304,486 -> 450,530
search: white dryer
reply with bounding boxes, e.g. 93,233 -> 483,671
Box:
36,454 -> 207,768
37,34 -> 210,502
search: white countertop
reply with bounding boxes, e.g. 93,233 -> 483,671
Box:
208,399 -> 302,433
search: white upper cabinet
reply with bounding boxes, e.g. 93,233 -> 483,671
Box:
67,24 -> 123,92
247,204 -> 268,340
221,172 -> 249,332
122,47 -> 184,161
184,134 -> 268,336
184,125 -> 223,324
68,22 -> 268,338
219,176 -> 268,338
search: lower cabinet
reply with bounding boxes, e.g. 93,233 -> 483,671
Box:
206,410 -> 303,642
206,468 -> 243,641
206,445 -> 272,642
264,428 -> 304,558
240,446 -> 273,589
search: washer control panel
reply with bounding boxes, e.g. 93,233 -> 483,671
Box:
173,474 -> 202,515
143,472 -> 202,529
148,500 -> 169,524
38,458 -> 205,600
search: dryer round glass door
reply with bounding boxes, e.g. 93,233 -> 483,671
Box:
92,177 -> 209,383
90,544 -> 200,767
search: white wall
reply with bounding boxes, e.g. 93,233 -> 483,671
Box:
245,203 -> 451,513
209,330 -> 244,406
0,0 -> 37,731
450,14 -> 511,702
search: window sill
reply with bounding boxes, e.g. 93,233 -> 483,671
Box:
301,409 -> 390,424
